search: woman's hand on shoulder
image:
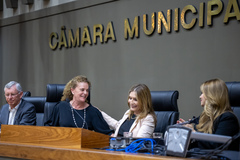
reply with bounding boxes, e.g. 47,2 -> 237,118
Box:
93,105 -> 101,112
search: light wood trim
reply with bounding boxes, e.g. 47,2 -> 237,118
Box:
0,141 -> 191,160
1,125 -> 109,149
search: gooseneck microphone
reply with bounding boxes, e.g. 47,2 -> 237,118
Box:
177,116 -> 198,125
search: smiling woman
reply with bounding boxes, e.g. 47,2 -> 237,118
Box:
44,75 -> 114,136
100,84 -> 157,138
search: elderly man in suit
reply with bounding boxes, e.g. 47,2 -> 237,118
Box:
0,81 -> 36,129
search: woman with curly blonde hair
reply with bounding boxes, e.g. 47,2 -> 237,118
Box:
44,75 -> 113,135
178,78 -> 239,150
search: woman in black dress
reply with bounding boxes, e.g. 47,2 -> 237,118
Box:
44,75 -> 113,135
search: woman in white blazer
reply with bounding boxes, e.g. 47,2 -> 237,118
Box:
101,84 -> 157,138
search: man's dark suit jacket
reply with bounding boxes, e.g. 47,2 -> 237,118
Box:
0,99 -> 36,129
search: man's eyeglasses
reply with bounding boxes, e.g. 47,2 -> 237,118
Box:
5,92 -> 20,98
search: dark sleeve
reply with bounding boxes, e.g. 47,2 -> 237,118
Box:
0,105 -> 8,128
44,102 -> 60,126
213,112 -> 239,136
0,108 -> 2,127
194,112 -> 239,149
18,102 -> 36,126
90,106 -> 114,135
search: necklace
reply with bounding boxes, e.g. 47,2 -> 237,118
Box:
131,114 -> 137,119
70,104 -> 87,129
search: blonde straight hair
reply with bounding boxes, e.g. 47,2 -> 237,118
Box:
127,84 -> 157,126
196,78 -> 232,133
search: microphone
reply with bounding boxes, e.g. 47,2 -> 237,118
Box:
177,116 -> 198,125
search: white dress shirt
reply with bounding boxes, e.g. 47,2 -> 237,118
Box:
8,101 -> 21,125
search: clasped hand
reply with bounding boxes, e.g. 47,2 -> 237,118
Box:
177,118 -> 196,132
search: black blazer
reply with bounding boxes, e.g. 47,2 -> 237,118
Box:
0,99 -> 36,128
191,112 -> 239,151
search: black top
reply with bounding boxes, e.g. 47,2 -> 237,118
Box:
118,114 -> 136,136
191,112 -> 239,151
44,100 -> 113,135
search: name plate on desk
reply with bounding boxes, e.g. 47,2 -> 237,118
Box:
0,125 -> 109,149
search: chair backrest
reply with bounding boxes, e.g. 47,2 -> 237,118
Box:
151,90 -> 179,134
226,82 -> 240,123
23,91 -> 31,97
44,84 -> 65,124
22,96 -> 46,126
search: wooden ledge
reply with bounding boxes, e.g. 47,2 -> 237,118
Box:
1,125 -> 109,149
0,141 -> 190,160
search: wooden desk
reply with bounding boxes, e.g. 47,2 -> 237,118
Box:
0,125 -> 109,149
0,141 -> 192,160
0,125 -> 194,160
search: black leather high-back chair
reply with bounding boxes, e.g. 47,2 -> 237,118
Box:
43,84 -> 91,124
151,90 -> 179,135
226,82 -> 240,123
43,84 -> 65,124
23,91 -> 31,97
226,82 -> 240,150
22,96 -> 46,126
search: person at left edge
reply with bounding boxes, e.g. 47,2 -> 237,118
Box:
0,81 -> 36,129
44,75 -> 113,135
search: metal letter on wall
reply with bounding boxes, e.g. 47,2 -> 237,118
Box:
124,16 -> 139,39
174,8 -> 179,31
68,28 -> 80,47
104,21 -> 116,42
59,26 -> 68,49
49,32 -> 59,50
181,5 -> 197,29
158,10 -> 171,34
81,26 -> 92,46
199,3 -> 205,27
93,24 -> 104,44
143,12 -> 155,36
207,0 -> 223,26
223,0 -> 240,23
